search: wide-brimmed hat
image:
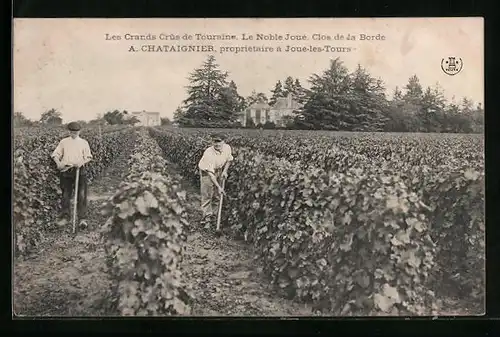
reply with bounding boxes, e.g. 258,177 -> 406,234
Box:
67,122 -> 81,131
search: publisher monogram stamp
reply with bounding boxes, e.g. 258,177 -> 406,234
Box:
441,57 -> 463,76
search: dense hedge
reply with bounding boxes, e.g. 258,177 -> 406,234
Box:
149,127 -> 442,315
163,128 -> 483,170
152,127 -> 485,309
101,129 -> 191,316
14,125 -> 132,154
13,128 -> 137,258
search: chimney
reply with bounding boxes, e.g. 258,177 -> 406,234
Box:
287,93 -> 292,108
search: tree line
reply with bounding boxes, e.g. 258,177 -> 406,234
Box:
14,109 -> 172,128
14,55 -> 483,134
173,55 -> 483,133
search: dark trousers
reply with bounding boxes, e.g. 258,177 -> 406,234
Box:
59,167 -> 88,219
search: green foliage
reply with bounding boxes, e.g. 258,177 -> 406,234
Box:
103,110 -> 139,125
149,128 -> 451,315
424,169 -> 485,305
174,56 -> 483,133
263,121 -> 276,129
14,112 -> 36,127
269,80 -> 285,106
403,75 -> 424,105
269,77 -> 308,110
13,126 -> 136,258
299,59 -> 390,131
160,117 -> 172,126
39,108 -> 63,125
283,76 -> 296,97
177,55 -> 243,127
230,150 -> 438,315
245,90 -> 269,107
13,150 -> 44,255
245,118 -> 256,129
101,129 -> 191,316
391,76 -> 482,133
272,60 -> 483,133
150,126 -> 484,313
223,131 -> 485,302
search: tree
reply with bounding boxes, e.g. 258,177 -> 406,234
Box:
88,113 -> 107,125
460,97 -> 474,119
215,84 -> 244,125
184,55 -> 228,105
419,83 -> 447,132
385,88 -> 420,132
292,78 -> 308,104
161,117 -> 172,126
269,80 -> 285,106
14,112 -> 35,127
297,58 -> 352,130
403,75 -> 424,106
399,75 -> 425,131
40,108 -> 63,125
246,90 -> 268,106
393,86 -> 403,101
310,58 -> 352,95
347,64 -> 389,131
443,99 -> 472,133
124,116 -> 141,125
225,80 -> 246,113
471,102 -> 484,133
173,106 -> 185,124
103,110 -> 125,125
282,115 -> 297,129
283,76 -> 295,97
74,120 -> 88,127
245,117 -> 256,129
179,55 -> 232,127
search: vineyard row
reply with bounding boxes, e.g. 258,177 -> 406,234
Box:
13,128 -> 137,257
101,129 -> 192,316
149,127 -> 485,315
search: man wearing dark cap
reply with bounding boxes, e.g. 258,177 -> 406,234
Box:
51,122 -> 93,229
197,133 -> 233,227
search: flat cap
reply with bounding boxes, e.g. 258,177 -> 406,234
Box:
210,133 -> 225,142
67,121 -> 81,131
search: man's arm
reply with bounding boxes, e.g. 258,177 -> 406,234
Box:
198,148 -> 223,190
222,161 -> 231,178
51,140 -> 64,168
81,140 -> 93,166
207,171 -> 223,190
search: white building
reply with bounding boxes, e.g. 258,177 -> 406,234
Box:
239,93 -> 303,127
130,111 -> 161,126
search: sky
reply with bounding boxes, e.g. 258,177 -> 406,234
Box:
13,18 -> 484,122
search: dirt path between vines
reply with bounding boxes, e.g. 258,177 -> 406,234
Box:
13,151 -> 129,316
13,147 -> 312,317
13,135 -> 469,317
168,166 -> 313,316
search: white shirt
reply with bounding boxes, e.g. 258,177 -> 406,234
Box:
198,144 -> 233,174
51,136 -> 93,166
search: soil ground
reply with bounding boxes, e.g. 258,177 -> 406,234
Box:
13,141 -> 476,317
13,148 -> 312,316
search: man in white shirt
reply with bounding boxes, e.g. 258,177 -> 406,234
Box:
51,122 -> 93,229
197,133 -> 233,227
